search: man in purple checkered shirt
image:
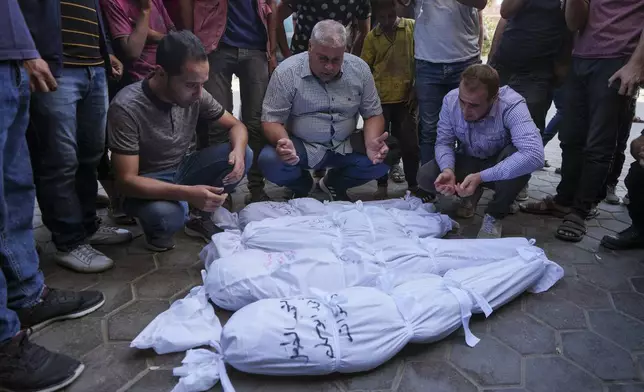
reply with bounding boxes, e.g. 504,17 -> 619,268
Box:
417,64 -> 544,239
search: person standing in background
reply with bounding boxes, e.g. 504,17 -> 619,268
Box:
101,0 -> 175,85
399,0 -> 486,201
520,0 -> 644,243
0,1 -> 107,388
361,0 -> 420,200
487,0 -> 570,201
20,0 -> 133,273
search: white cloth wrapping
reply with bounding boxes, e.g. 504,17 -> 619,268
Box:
213,194 -> 433,231
203,205 -> 454,260
130,272 -> 222,354
202,236 -> 557,312
220,287 -> 413,376
156,249 -> 563,392
204,248 -> 383,311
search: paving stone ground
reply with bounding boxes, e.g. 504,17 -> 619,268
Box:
32,106 -> 644,392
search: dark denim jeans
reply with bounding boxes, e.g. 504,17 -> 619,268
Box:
123,144 -> 253,242
258,136 -> 389,196
29,67 -> 108,251
555,57 -> 635,217
416,56 -> 480,164
606,95 -> 637,188
0,63 -> 45,342
201,45 -> 269,194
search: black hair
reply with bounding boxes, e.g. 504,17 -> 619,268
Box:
156,30 -> 207,76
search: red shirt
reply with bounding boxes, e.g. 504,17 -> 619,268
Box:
192,0 -> 272,55
101,0 -> 175,81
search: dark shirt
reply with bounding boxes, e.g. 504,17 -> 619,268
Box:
221,0 -> 267,50
61,0 -> 104,66
289,0 -> 371,54
0,0 -> 39,61
494,0 -> 567,72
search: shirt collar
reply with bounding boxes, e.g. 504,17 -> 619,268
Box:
142,77 -> 173,112
301,52 -> 344,81
373,17 -> 404,37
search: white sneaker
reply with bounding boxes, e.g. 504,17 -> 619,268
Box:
477,214 -> 503,239
53,244 -> 114,273
88,226 -> 133,245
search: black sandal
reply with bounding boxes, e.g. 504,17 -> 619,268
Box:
555,213 -> 587,243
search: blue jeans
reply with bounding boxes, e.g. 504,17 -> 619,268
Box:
543,87 -> 565,146
416,57 -> 480,164
0,63 -> 45,343
258,136 -> 389,196
29,67 -> 108,251
123,144 -> 253,242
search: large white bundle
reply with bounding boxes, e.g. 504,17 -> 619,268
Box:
205,206 -> 454,258
214,194 -> 432,231
204,248 -> 383,311
220,287 -> 412,375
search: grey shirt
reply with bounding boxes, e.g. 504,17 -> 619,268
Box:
414,0 -> 480,63
108,79 -> 225,175
262,52 -> 382,167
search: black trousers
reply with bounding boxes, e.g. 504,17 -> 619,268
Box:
606,95 -> 637,188
377,103 -> 420,187
497,66 -> 555,136
416,145 -> 530,219
555,57 -> 635,217
625,161 -> 644,231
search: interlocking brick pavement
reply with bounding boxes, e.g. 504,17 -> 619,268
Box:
30,118 -> 644,392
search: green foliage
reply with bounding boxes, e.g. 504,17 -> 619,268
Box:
481,15 -> 499,58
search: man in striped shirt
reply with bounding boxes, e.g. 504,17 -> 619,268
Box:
22,0 -> 134,273
417,64 -> 544,238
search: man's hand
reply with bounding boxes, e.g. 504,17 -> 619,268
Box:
186,185 -> 228,212
608,61 -> 643,96
366,132 -> 389,164
434,169 -> 456,196
109,55 -> 124,81
456,172 -> 482,197
24,59 -> 57,92
223,148 -> 246,185
631,135 -> 644,167
276,138 -> 300,165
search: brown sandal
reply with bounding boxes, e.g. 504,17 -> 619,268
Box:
519,196 -> 571,217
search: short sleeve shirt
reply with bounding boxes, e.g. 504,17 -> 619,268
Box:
262,52 -> 382,167
289,0 -> 371,54
108,80 -> 224,174
101,0 -> 175,81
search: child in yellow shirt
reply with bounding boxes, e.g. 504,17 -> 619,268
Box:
361,0 -> 419,199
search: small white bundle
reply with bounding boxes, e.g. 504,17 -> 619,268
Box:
204,205 -> 454,259
213,194 -> 432,231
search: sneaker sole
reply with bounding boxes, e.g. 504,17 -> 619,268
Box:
54,257 -> 114,274
29,297 -> 106,332
604,198 -> 621,205
184,226 -> 210,243
515,196 -> 529,202
0,363 -> 85,392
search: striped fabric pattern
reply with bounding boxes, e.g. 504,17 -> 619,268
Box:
435,86 -> 545,183
60,0 -> 104,66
